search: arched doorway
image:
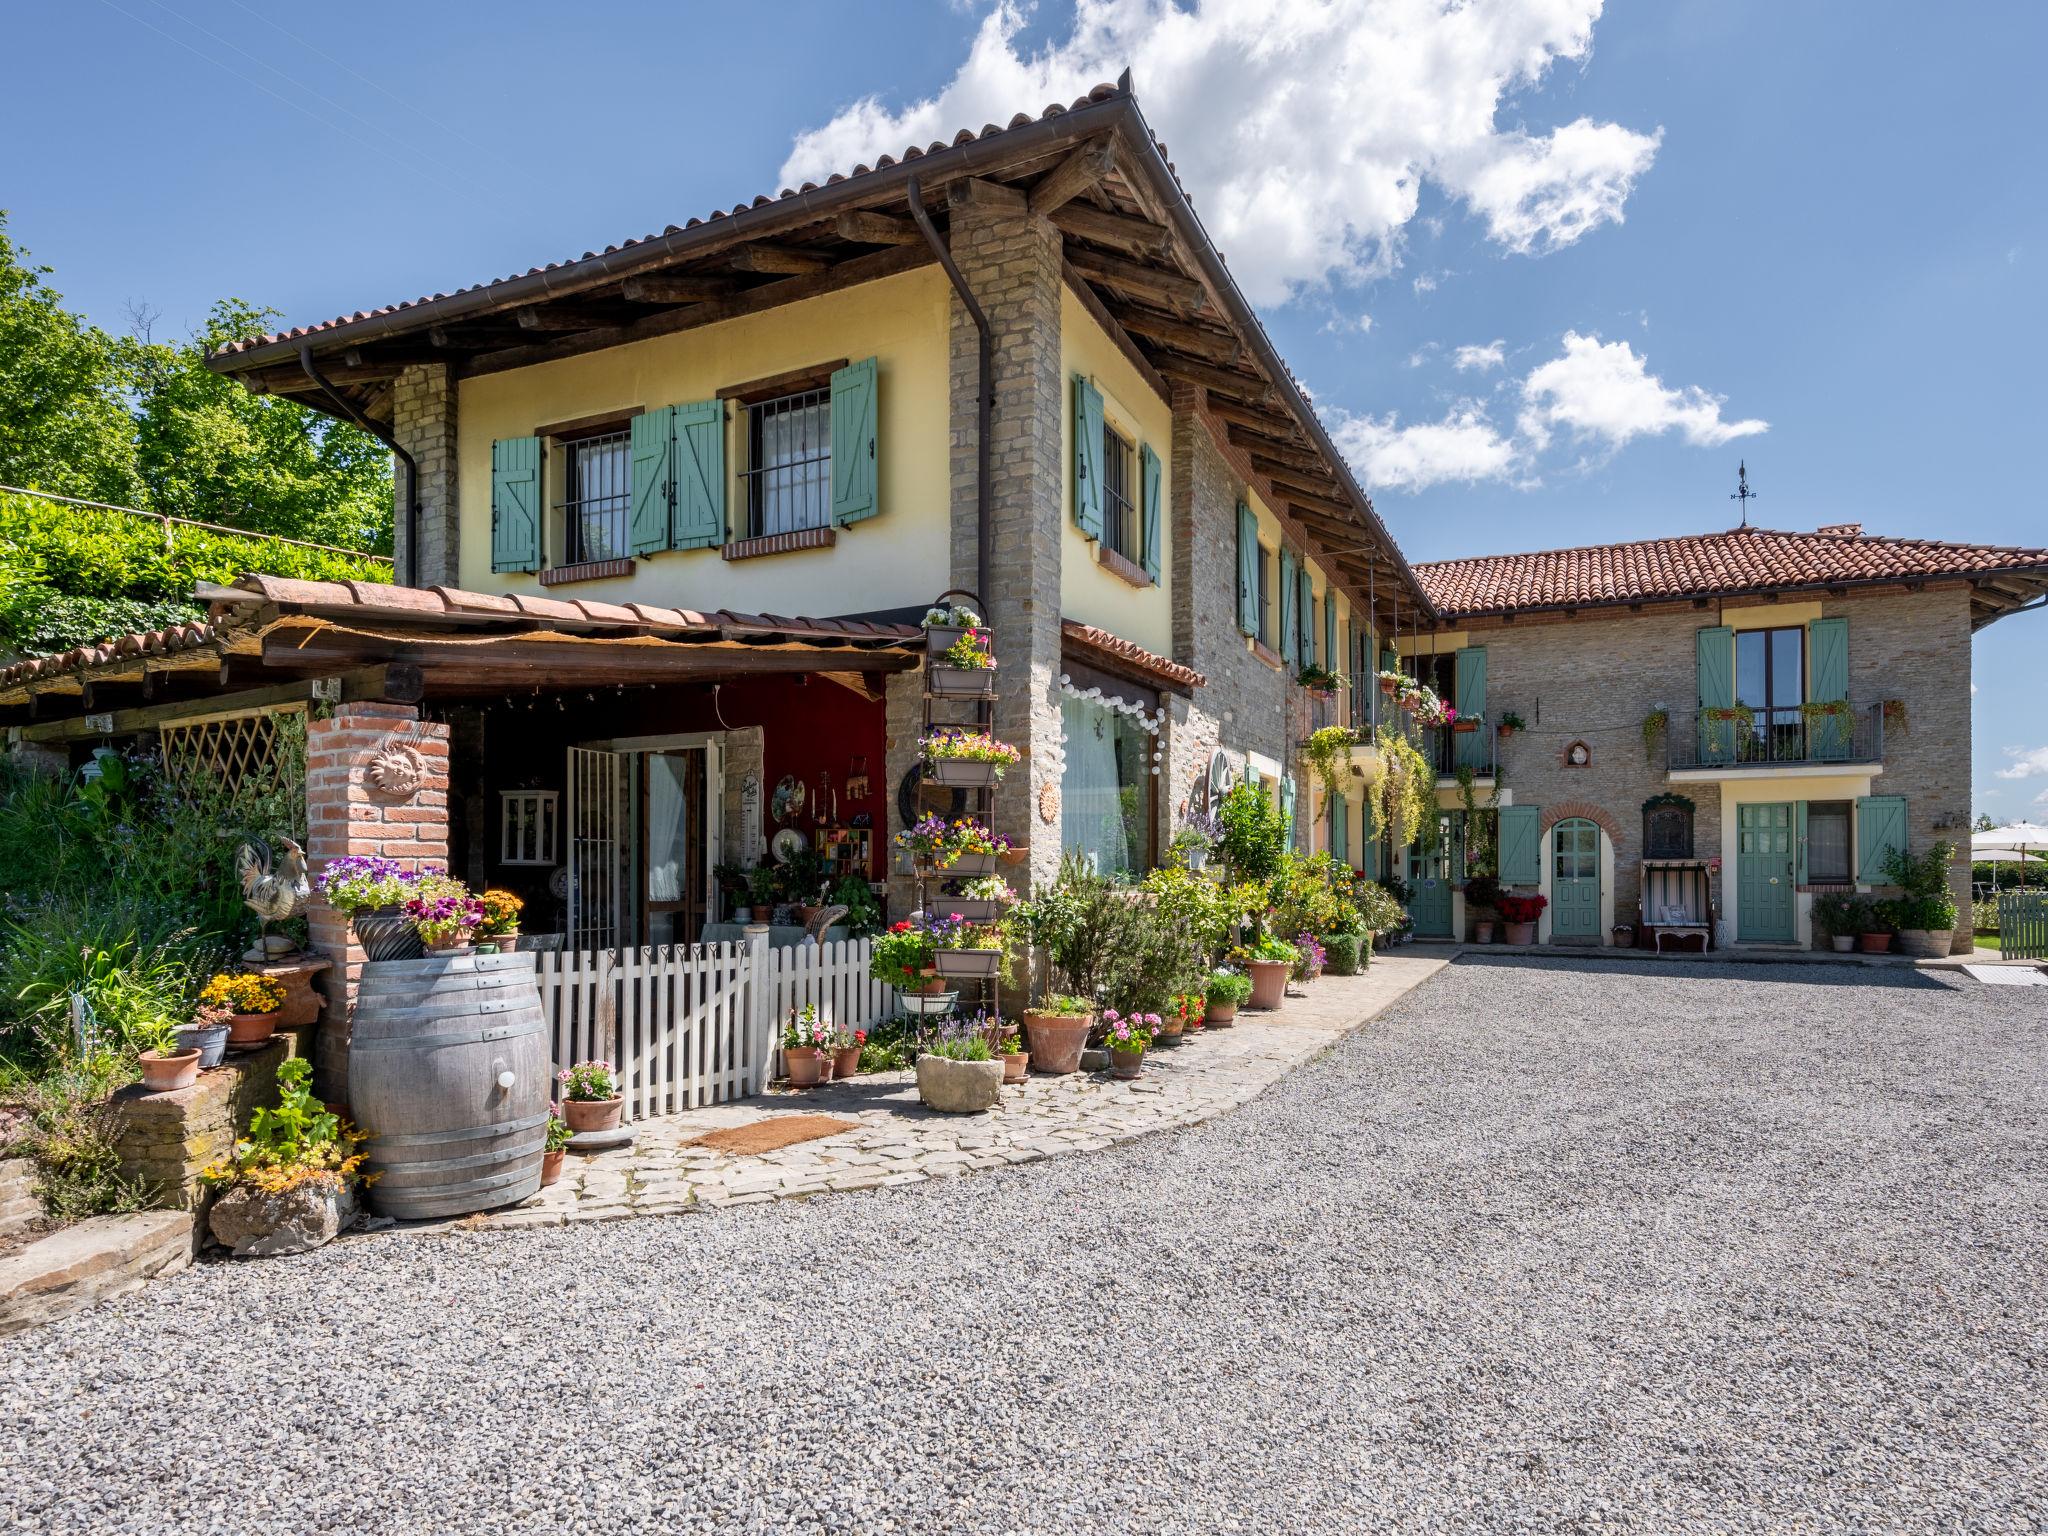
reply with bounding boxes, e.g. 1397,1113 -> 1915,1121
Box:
1551,818 -> 1602,942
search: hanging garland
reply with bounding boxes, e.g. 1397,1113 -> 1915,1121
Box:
1299,725 -> 1355,823
1370,724 -> 1433,854
1057,673 -> 1168,777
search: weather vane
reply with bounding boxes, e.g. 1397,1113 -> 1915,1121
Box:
1731,460 -> 1757,527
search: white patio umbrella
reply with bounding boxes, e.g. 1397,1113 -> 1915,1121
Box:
1974,822 -> 2048,894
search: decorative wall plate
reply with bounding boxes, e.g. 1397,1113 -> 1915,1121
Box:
364,743 -> 425,798
1037,780 -> 1060,826
548,866 -> 570,899
771,774 -> 807,823
771,827 -> 809,863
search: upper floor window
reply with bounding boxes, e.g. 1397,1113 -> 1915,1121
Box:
560,423 -> 631,565
1735,627 -> 1804,713
742,385 -> 832,538
1100,423 -> 1137,563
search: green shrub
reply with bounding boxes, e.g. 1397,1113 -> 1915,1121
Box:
0,1056 -> 154,1220
1217,781 -> 1288,883
1321,932 -> 1361,976
1203,969 -> 1252,1007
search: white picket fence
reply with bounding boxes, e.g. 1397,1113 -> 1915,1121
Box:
534,935 -> 893,1121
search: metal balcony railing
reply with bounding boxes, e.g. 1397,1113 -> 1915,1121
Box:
1666,703 -> 1885,771
1423,722 -> 1498,779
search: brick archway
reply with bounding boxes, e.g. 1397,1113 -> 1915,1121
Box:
1540,799 -> 1624,846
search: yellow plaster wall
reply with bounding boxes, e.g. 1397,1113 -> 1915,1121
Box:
1720,600 -> 1824,631
1057,288 -> 1175,655
455,265 -> 953,615
1714,772 -> 1878,948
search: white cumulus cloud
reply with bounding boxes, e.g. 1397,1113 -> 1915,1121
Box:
1519,331 -> 1768,451
779,0 -> 1660,305
1328,406 -> 1520,493
1453,340 -> 1506,372
1996,746 -> 2048,780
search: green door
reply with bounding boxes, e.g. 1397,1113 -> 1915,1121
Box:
1405,815 -> 1458,937
1551,818 -> 1601,941
1737,802 -> 1796,942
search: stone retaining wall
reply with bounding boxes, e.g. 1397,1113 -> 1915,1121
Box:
110,1029 -> 310,1211
0,1157 -> 38,1242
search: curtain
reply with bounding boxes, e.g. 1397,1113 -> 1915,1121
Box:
645,753 -> 687,902
1061,694 -> 1131,876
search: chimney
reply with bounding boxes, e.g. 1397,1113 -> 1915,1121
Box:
1816,522 -> 1863,537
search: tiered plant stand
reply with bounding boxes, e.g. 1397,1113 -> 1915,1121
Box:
920,589 -> 1004,1022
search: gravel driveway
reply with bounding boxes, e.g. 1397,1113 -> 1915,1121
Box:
4,957 -> 2043,1535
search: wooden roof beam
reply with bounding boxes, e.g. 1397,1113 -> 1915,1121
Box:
730,244 -> 830,275
619,273 -> 741,303
1047,202 -> 1170,255
1203,396 -> 1301,441
1028,136 -> 1118,217
1233,431 -> 1324,472
1109,306 -> 1241,362
1066,249 -> 1208,311
834,210 -> 922,246
1254,457 -> 1343,497
1154,356 -> 1271,405
517,304 -> 625,333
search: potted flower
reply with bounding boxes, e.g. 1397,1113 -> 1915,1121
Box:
136,1015 -> 201,1094
1170,989 -> 1206,1037
406,874 -> 485,953
1464,873 -> 1503,943
1859,899 -> 1898,954
996,1024 -> 1029,1084
1451,710 -> 1482,735
1100,1009 -> 1157,1079
540,1112 -> 571,1188
927,914 -> 1005,977
920,729 -> 1022,786
1813,892 -> 1862,954
871,921 -> 949,1013
174,1000 -> 233,1071
1497,893 -> 1547,945
199,971 -> 287,1049
896,815 -> 1011,877
938,874 -> 1019,924
780,1004 -> 833,1087
477,889 -> 524,951
1203,968 -> 1251,1026
314,854 -> 423,961
830,1024 -> 867,1081
931,625 -> 998,697
1295,662 -> 1344,699
921,601 -> 984,657
1243,937 -> 1298,1009
557,1059 -> 622,1132
1375,668 -> 1409,697
1293,931 -> 1326,982
1495,710 -> 1526,740
1022,993 -> 1094,1074
200,1057 -> 369,1257
915,1017 -> 1004,1112
1170,808 -> 1221,872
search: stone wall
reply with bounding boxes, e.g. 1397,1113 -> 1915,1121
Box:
110,1031 -> 309,1210
391,361 -> 459,588
304,702 -> 451,1104
0,1158 -> 38,1242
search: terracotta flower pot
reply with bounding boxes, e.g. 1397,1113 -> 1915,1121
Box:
138,1048 -> 201,1093
1503,921 -> 1536,945
1204,1000 -> 1238,1028
226,1010 -> 279,1049
563,1096 -> 624,1132
1858,932 -> 1893,954
783,1047 -> 825,1087
833,1045 -> 863,1079
1246,960 -> 1288,1010
539,1148 -> 565,1188
1109,1046 -> 1145,1080
1158,1012 -> 1184,1041
1001,1050 -> 1029,1085
423,933 -> 475,954
493,932 -> 521,954
1452,719 -> 1479,733
1023,1011 -> 1092,1074
1473,920 -> 1495,944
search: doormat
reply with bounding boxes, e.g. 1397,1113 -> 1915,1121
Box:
687,1115 -> 859,1155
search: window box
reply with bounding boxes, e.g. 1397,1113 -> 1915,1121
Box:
928,665 -> 996,699
932,947 -> 1002,978
933,896 -> 1006,923
919,851 -> 999,879
924,624 -> 973,657
721,527 -> 836,562
927,759 -> 1000,787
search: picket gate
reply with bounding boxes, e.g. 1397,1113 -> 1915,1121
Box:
1999,891 -> 2048,961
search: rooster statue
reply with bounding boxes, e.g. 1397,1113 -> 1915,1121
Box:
236,836 -> 311,963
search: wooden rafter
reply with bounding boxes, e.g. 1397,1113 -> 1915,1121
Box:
1065,248 -> 1208,310
619,274 -> 740,303
1028,137 -> 1117,216
517,304 -> 623,333
1048,202 -> 1170,255
730,244 -> 830,275
833,210 -> 920,246
1108,305 -> 1240,362
1152,356 -> 1271,404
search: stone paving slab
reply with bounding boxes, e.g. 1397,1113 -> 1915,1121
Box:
456,954 -> 1447,1232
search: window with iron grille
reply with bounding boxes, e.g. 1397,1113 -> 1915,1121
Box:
1100,423 -> 1136,561
742,387 -> 832,538
561,429 -> 631,565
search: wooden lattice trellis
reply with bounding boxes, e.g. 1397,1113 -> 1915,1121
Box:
158,704 -> 305,791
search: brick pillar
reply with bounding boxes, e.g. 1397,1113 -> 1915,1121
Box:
945,177 -> 1066,893
391,361 -> 459,588
304,702 -> 450,1105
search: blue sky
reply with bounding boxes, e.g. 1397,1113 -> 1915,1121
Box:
7,0 -> 2044,822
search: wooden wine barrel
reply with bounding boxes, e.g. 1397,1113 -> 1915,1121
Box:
348,951 -> 550,1220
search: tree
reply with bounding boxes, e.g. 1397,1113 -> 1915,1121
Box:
0,212 -> 143,506
1975,813 -> 1996,832
129,299 -> 392,554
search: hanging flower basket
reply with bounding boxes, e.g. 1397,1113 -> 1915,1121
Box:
935,896 -> 1007,922
928,758 -> 999,787
932,947 -> 1002,978
928,665 -> 997,698
1452,718 -> 1481,734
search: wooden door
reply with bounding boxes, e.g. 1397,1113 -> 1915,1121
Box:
1551,818 -> 1601,940
1406,814 -> 1459,937
1737,802 -> 1796,942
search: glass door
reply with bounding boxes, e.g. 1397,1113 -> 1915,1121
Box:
638,749 -> 708,946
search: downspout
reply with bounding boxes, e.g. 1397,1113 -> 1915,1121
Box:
299,345 -> 421,587
905,177 -> 992,606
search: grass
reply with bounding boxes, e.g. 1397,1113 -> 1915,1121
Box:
1972,932 -> 2001,953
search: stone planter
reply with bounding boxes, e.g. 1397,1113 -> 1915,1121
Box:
562,1096 -> 624,1132
928,665 -> 996,698
352,905 -> 424,962
1858,932 -> 1893,954
137,1049 -> 201,1094
783,1048 -> 825,1087
1023,1012 -> 1092,1074
225,1011 -> 279,1050
174,1022 -> 229,1070
1503,922 -> 1537,945
926,759 -> 1000,788
1246,960 -> 1288,1010
1001,1050 -> 1028,1084
1109,1046 -> 1145,1080
932,947 -> 1001,978
539,1148 -> 565,1187
1204,1000 -> 1237,1028
915,1054 -> 1004,1113
1896,928 -> 1953,959
209,1178 -> 355,1258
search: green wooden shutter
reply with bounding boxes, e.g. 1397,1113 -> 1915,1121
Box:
1808,616 -> 1850,760
490,436 -> 542,574
830,357 -> 878,525
1138,442 -> 1162,582
1331,791 -> 1348,865
1856,795 -> 1907,882
1325,598 -> 1338,679
1072,374 -> 1104,539
1235,503 -> 1258,636
1298,564 -> 1316,664
1498,804 -> 1541,886
1454,646 -> 1489,770
1795,800 -> 1809,886
671,400 -> 726,550
628,407 -> 676,557
1696,625 -> 1736,764
1279,774 -> 1296,838
1279,549 -> 1299,665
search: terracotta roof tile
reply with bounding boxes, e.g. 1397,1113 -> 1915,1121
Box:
1060,618 -> 1206,692
0,619 -> 235,690
1415,525 -> 2048,618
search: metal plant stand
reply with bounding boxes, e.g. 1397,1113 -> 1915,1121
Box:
918,588 -> 1003,1027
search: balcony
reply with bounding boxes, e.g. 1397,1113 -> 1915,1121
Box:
1666,703 -> 1885,775
1424,722 -> 1497,781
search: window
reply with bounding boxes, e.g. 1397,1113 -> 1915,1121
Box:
1256,544 -> 1273,646
1806,801 -> 1851,883
560,427 -> 631,565
742,386 -> 832,537
1643,796 -> 1694,859
1059,688 -> 1156,876
499,790 -> 558,866
1735,626 -> 1805,754
1100,423 -> 1137,562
